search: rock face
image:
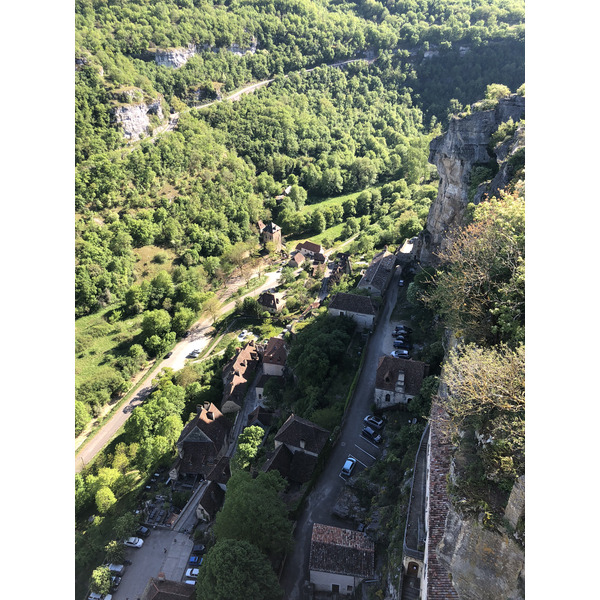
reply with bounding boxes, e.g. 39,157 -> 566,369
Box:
436,508 -> 525,600
416,95 -> 525,265
155,38 -> 258,68
113,97 -> 164,141
155,45 -> 198,68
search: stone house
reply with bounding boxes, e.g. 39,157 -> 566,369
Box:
262,337 -> 287,377
221,341 -> 260,413
357,248 -> 396,296
295,240 -> 323,258
288,252 -> 305,268
259,221 -> 282,252
258,292 -> 283,314
195,480 -> 226,522
327,292 -> 375,331
140,577 -> 195,600
309,523 -> 375,595
274,414 -> 329,457
169,403 -> 231,482
262,414 -> 329,484
374,356 -> 429,409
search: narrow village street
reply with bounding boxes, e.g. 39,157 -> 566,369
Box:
280,265 -> 404,599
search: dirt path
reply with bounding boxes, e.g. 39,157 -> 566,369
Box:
75,264 -> 281,473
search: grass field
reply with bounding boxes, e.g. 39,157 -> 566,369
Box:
132,245 -> 178,282
75,306 -> 144,386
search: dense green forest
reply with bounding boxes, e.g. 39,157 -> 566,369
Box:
75,1 -> 525,596
75,0 -> 524,434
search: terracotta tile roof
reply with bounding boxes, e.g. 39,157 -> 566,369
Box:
175,403 -> 231,475
328,292 -> 375,315
140,577 -> 195,600
263,337 -> 287,366
375,356 -> 429,394
289,253 -> 305,265
222,341 -> 259,405
274,414 -> 330,455
426,398 -> 459,599
197,480 -> 225,518
309,523 -> 375,578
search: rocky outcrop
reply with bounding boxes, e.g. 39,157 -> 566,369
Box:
155,45 -> 198,69
113,95 -> 164,141
155,38 -> 258,68
436,508 -> 525,600
416,95 -> 525,265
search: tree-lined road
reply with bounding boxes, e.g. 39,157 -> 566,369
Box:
75,268 -> 282,473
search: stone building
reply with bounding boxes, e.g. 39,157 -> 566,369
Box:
309,523 -> 375,595
374,356 -> 429,409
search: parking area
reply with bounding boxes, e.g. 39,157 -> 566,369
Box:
111,529 -> 193,600
338,417 -> 384,481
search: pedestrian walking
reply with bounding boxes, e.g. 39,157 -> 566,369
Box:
164,547 -> 167,553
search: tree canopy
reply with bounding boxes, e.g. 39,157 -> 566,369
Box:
196,539 -> 283,600
214,470 -> 292,557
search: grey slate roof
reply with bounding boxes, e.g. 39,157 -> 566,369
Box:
274,414 -> 330,455
328,292 -> 375,315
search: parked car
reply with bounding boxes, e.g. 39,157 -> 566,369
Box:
341,456 -> 357,476
398,279 -> 404,286
185,580 -> 196,585
108,564 -> 125,576
391,349 -> 410,357
183,331 -> 190,338
137,526 -> 150,538
393,341 -> 410,350
187,349 -> 200,358
165,351 -> 172,358
361,426 -> 382,444
186,568 -> 200,579
395,325 -> 412,333
110,576 -> 121,590
363,415 -> 384,430
189,555 -> 204,565
192,544 -> 206,554
124,537 -> 144,548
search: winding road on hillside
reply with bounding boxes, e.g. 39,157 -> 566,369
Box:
75,268 -> 282,473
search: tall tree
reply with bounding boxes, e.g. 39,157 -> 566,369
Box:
196,539 -> 282,600
214,470 -> 292,557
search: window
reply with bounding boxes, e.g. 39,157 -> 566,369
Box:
332,584 -> 340,593
385,393 -> 391,402
347,585 -> 353,591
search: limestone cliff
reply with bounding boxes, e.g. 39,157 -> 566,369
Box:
437,498 -> 525,600
416,95 -> 525,265
154,38 -> 258,68
112,90 -> 165,141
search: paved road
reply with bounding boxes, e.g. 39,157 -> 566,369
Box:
111,529 -> 194,600
280,266 -> 404,599
75,269 -> 281,473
